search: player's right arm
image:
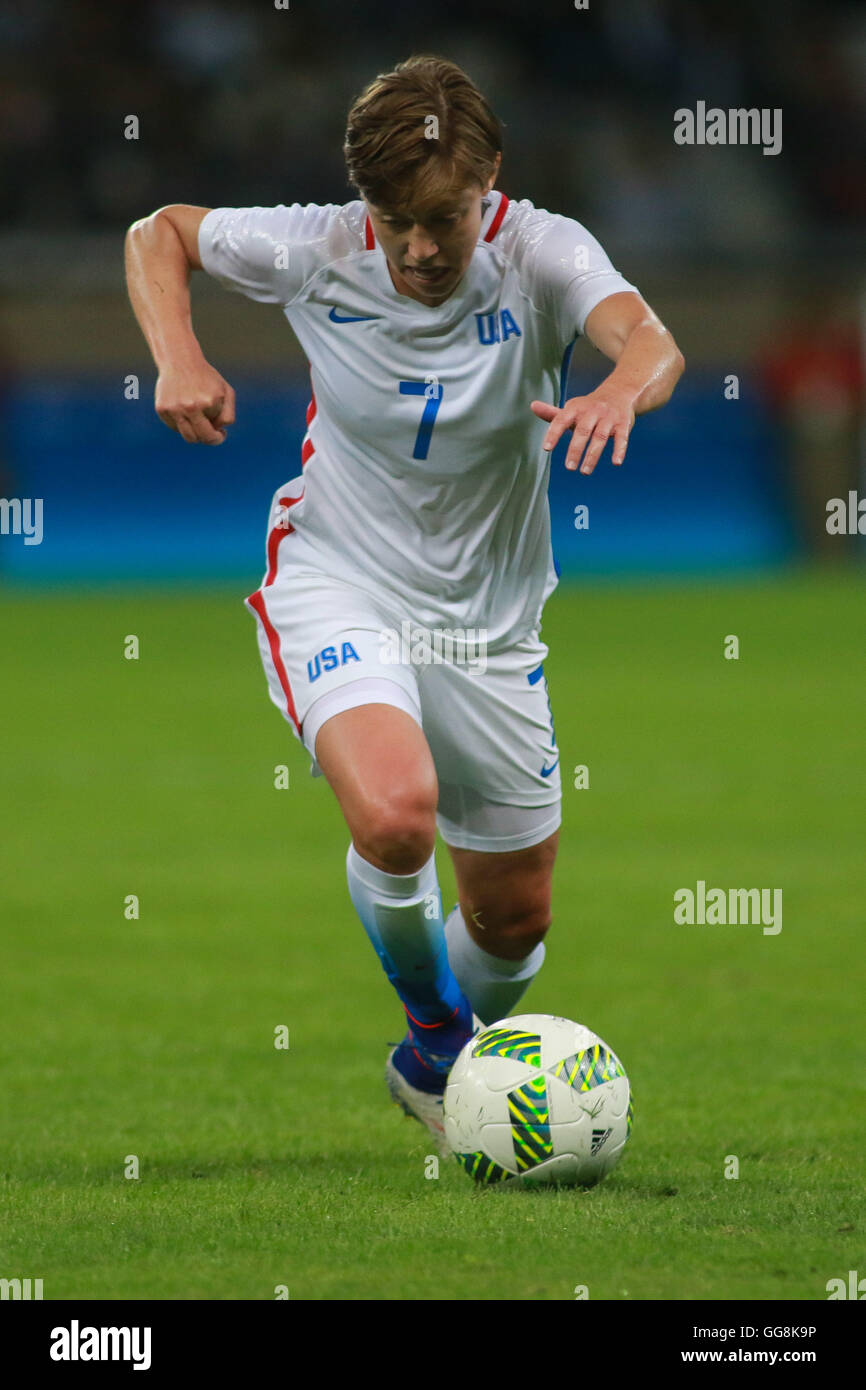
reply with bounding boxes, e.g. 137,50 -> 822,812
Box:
124,204 -> 236,445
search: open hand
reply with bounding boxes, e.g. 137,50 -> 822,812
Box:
531,387 -> 635,474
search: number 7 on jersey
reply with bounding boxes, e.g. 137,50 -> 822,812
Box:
399,379 -> 444,461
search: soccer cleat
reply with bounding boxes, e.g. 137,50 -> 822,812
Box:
385,1012 -> 483,1157
385,1046 -> 451,1157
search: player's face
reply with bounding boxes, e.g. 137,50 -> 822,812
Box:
367,176 -> 497,307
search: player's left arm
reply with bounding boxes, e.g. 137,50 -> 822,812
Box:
531,291 -> 685,474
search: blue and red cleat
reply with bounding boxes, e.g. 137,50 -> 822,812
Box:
385,995 -> 481,1155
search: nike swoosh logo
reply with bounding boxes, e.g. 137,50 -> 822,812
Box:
540,758 -> 560,778
328,307 -> 378,323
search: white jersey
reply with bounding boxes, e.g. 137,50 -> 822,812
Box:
198,191 -> 637,650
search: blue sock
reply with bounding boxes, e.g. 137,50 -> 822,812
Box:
346,842 -> 471,1048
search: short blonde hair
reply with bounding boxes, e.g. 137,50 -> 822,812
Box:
344,55 -> 502,212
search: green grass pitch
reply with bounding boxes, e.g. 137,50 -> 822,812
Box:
1,570 -> 864,1300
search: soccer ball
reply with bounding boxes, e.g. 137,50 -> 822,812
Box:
443,1014 -> 633,1186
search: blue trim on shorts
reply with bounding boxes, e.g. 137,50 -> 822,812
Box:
528,663 -> 544,686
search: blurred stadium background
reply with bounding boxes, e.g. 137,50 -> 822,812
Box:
1,0 -> 864,585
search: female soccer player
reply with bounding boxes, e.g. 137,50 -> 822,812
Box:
125,55 -> 684,1154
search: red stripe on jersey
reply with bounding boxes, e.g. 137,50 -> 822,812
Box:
300,437 -> 314,467
483,193 -> 509,242
365,215 -> 375,249
264,494 -> 303,586
245,589 -> 301,733
305,394 -> 317,426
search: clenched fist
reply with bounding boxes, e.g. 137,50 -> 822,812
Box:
155,357 -> 236,445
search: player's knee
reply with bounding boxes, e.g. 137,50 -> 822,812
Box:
357,792 -> 437,874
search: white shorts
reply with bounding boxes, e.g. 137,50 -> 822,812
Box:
245,565 -> 562,853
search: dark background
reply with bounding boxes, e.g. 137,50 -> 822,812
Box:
0,0 -> 863,582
